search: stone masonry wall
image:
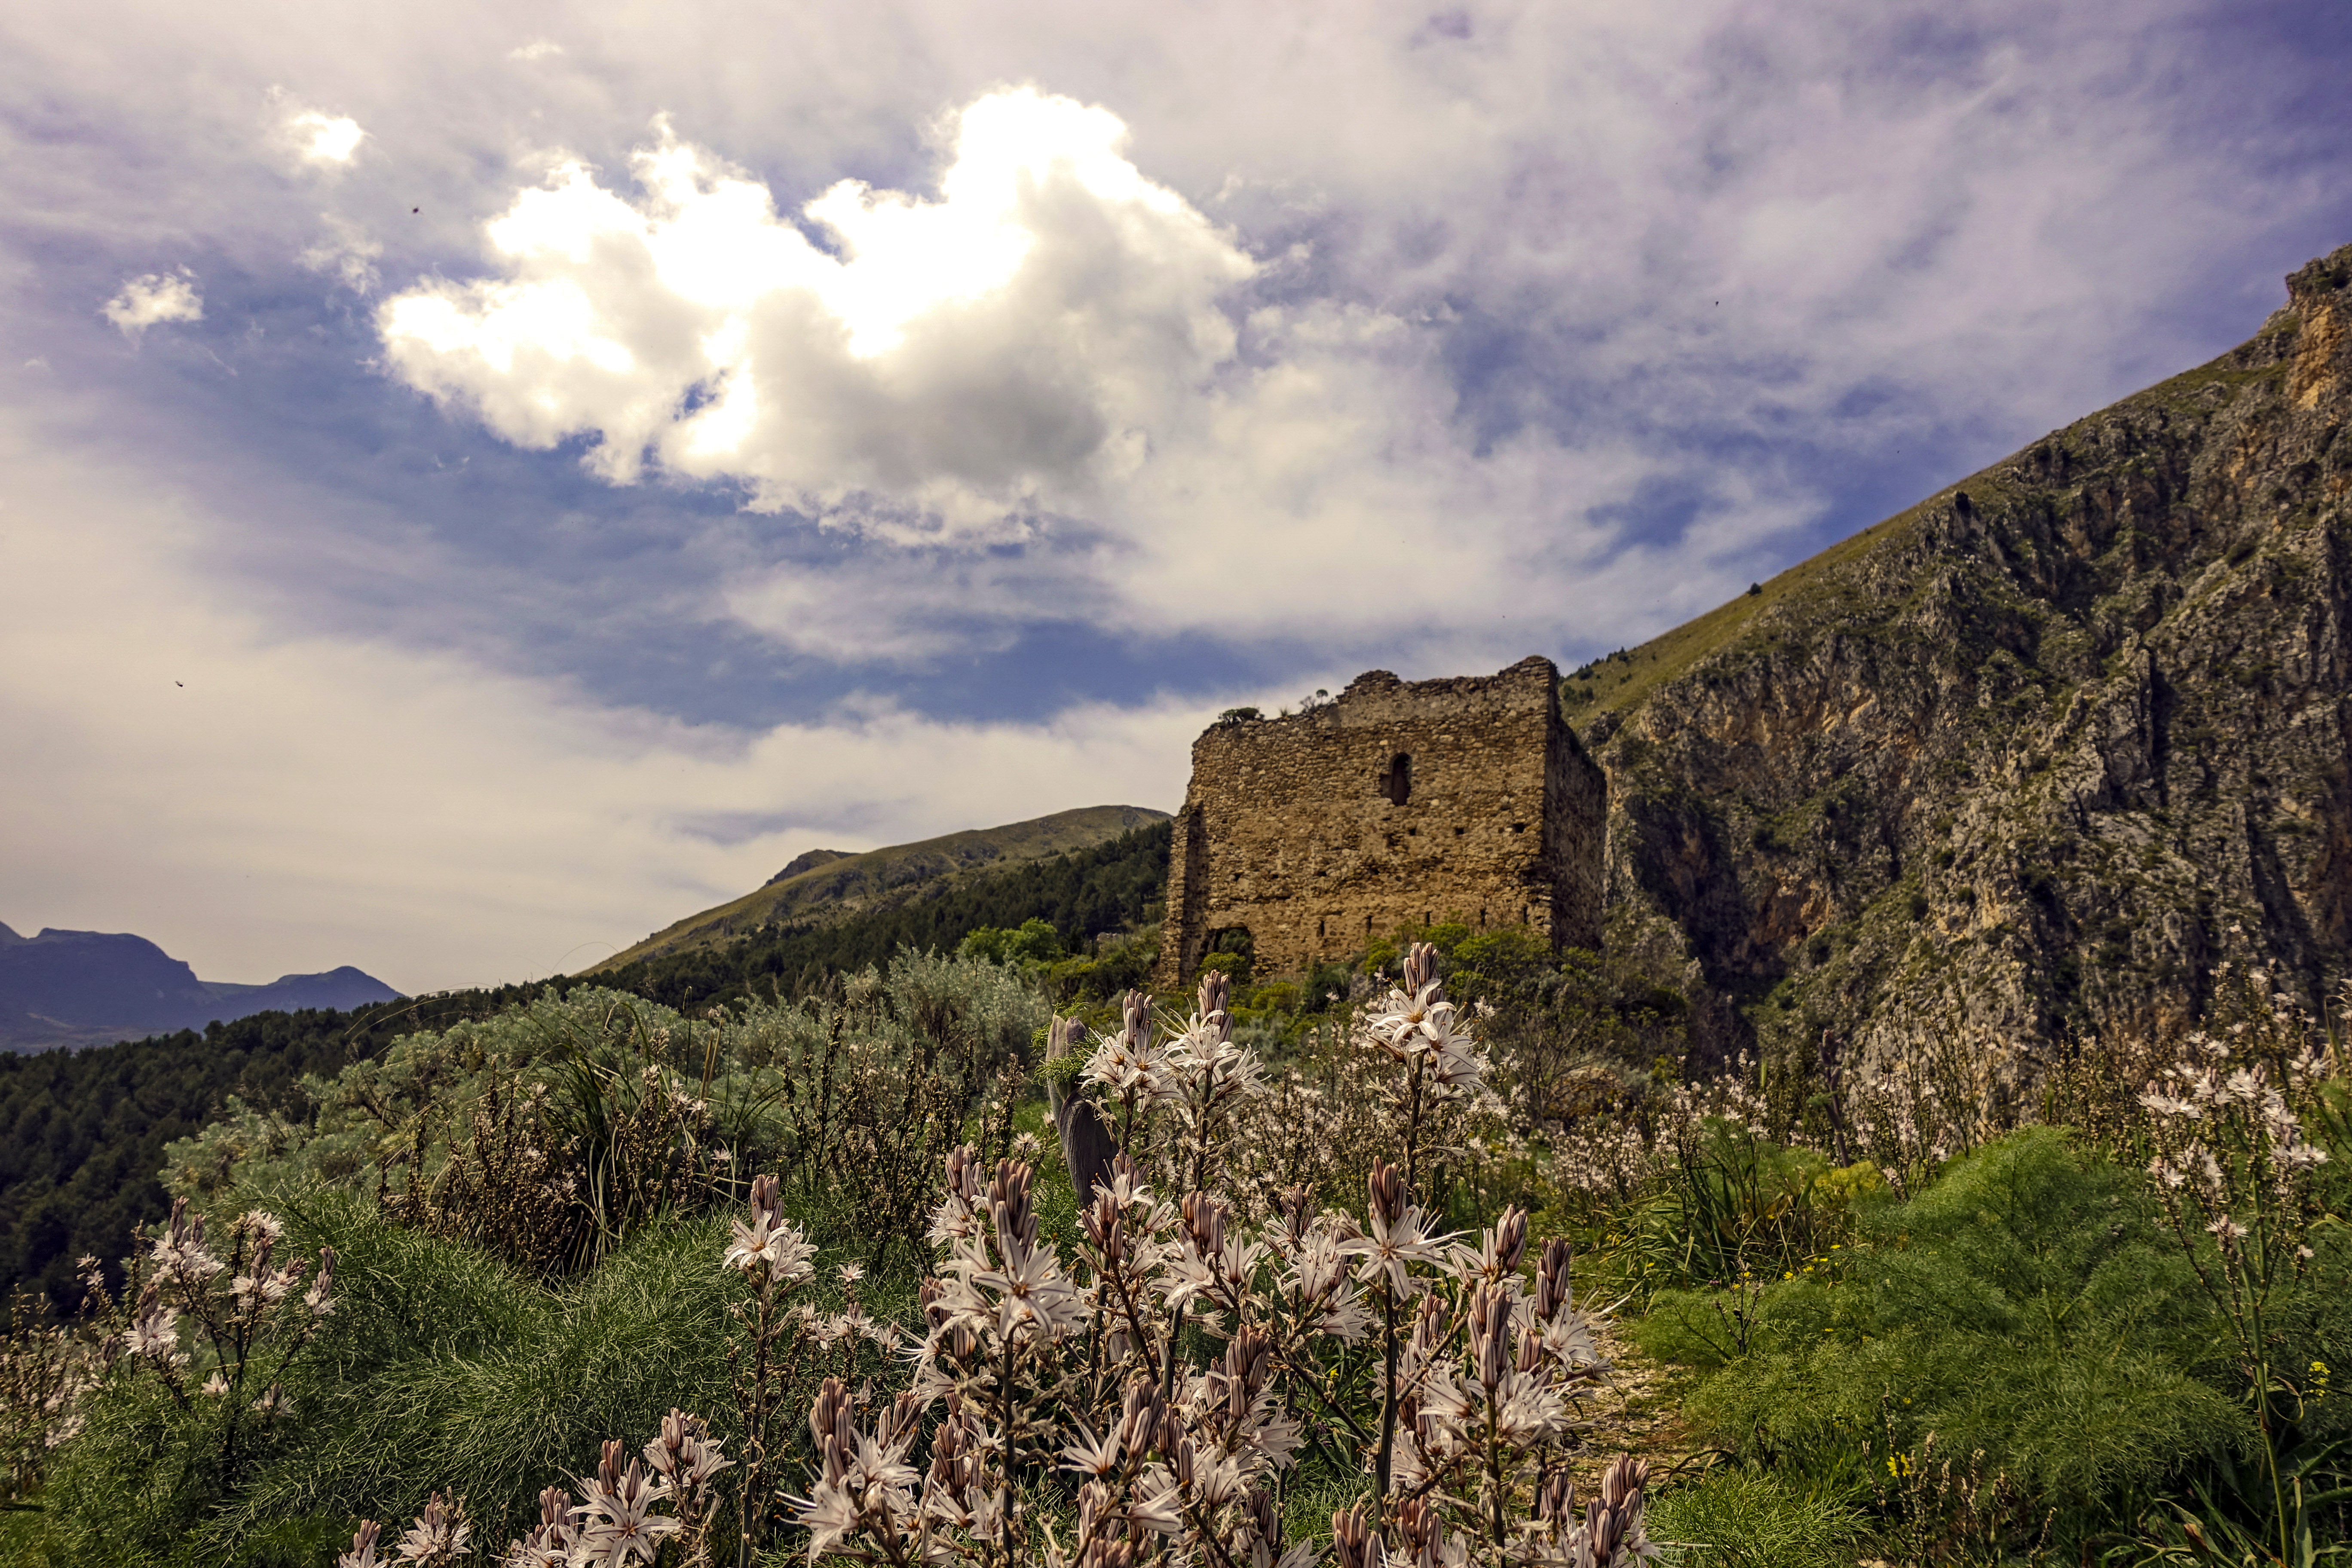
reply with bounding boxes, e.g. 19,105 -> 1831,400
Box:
1154,655 -> 1605,988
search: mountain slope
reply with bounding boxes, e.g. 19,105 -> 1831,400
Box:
0,924 -> 398,1053
593,804 -> 1171,970
1577,244 -> 2352,1077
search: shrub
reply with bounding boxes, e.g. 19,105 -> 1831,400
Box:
1638,1127 -> 2249,1542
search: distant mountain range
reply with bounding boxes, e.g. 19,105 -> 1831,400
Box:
591,804 -> 1172,971
0,923 -> 397,1053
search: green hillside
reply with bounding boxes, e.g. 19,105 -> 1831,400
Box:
592,803 -> 1169,970
0,816 -> 1174,1311
1557,344 -> 2287,725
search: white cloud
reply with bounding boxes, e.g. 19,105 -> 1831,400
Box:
0,412 -> 1199,989
371,84 -> 1734,660
298,214 -> 383,292
101,271 -> 202,336
380,87 -> 1257,533
288,108 -> 365,165
509,40 -> 563,61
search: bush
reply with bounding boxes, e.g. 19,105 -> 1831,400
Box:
1637,1127 -> 2249,1541
956,917 -> 1066,965
40,1194 -> 750,1558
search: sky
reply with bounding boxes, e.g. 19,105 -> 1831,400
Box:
3,0 -> 2349,993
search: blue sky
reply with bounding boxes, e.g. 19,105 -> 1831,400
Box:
3,0 -> 2348,991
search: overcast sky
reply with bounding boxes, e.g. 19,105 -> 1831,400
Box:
3,0 -> 2347,993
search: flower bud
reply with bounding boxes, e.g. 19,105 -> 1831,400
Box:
1367,1159 -> 1405,1228
1331,1501 -> 1377,1568
1494,1205 -> 1527,1275
1534,1237 -> 1573,1323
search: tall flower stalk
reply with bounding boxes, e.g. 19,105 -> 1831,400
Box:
2138,965 -> 2336,1563
720,1173 -> 816,1566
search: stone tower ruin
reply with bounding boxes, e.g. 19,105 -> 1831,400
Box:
1154,655 -> 1605,988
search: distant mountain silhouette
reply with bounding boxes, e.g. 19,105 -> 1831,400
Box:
0,922 -> 397,1052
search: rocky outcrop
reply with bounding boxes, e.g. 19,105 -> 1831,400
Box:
1583,245 -> 2352,1076
766,848 -> 851,885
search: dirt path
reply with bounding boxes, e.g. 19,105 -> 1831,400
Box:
1567,1316 -> 1707,1494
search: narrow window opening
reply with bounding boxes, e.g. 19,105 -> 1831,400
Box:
1378,752 -> 1413,805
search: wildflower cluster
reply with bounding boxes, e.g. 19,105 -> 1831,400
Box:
0,1268 -> 110,1504
775,949 -> 1655,1567
721,1173 -> 821,1561
124,1198 -> 336,1458
2125,965 -> 2343,1563
337,1494 -> 470,1568
332,1413 -> 736,1568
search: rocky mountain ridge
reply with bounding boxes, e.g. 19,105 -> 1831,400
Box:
1572,244 -> 2351,1080
0,922 -> 397,1053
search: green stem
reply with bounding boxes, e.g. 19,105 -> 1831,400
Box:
1373,1280 -> 1399,1507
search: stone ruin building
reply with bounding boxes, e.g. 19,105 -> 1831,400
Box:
1153,655 -> 1606,988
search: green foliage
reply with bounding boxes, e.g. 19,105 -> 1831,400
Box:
161,955 -> 1044,1285
1636,1127 -> 2250,1539
160,987 -> 729,1213
598,818 -> 1170,1013
1616,1120 -> 1859,1292
37,1193 -> 752,1561
1647,1467 -> 1864,1568
0,989 -> 570,1312
0,824 -> 1169,1312
956,917 -> 1066,966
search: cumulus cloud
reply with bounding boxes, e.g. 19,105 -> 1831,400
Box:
379,87 -> 1257,533
509,40 -> 563,61
288,108 -> 365,165
369,83 -> 1715,663
101,271 -> 202,336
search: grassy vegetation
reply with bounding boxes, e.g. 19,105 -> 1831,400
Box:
597,804 -> 1168,968
0,820 -> 1174,1315
6,910 -> 2338,1567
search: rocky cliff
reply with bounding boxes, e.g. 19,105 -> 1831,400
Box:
1575,244 -> 2352,1077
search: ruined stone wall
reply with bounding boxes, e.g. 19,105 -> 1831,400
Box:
1154,655 -> 1605,988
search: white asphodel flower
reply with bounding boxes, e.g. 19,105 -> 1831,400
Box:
337,1520 -> 384,1568
394,1492 -> 470,1564
1341,1204 -> 1455,1298
964,1236 -> 1087,1340
571,1461 -> 680,1567
723,1188 -> 815,1285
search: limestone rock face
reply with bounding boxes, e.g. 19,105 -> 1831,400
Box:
1584,244 -> 2352,1076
